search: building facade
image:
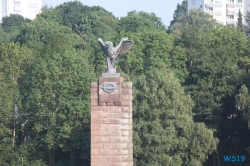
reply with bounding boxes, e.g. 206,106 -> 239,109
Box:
188,0 -> 250,25
0,0 -> 42,22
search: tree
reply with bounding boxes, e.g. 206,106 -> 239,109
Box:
237,9 -> 244,32
54,1 -> 118,42
0,27 -> 12,43
169,9 -> 220,37
19,34 -> 96,165
168,0 -> 187,33
105,30 -> 174,81
235,85 -> 250,128
38,1 -> 120,75
179,25 -> 246,125
16,17 -> 84,51
0,14 -> 31,43
118,11 -> 166,33
0,43 -> 33,165
133,68 -> 218,165
176,23 -> 249,165
37,8 -> 63,25
1,14 -> 31,32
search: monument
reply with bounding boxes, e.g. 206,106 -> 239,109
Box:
90,38 -> 134,166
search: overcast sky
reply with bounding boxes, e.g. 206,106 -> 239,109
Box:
42,0 -> 183,27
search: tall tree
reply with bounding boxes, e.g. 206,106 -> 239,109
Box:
54,1 -> 118,43
1,14 -> 31,32
177,23 -> 249,165
118,11 -> 166,33
237,9 -> 244,32
16,17 -> 84,51
0,14 -> 31,43
169,9 -> 219,37
236,85 -> 250,128
110,30 -> 174,81
168,0 -> 187,33
243,11 -> 250,37
41,1 -> 119,75
133,68 -> 218,165
19,43 -> 95,165
0,43 -> 33,165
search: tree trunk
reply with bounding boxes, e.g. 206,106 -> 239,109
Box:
70,142 -> 74,166
217,149 -> 220,166
52,147 -> 56,166
213,151 -> 216,166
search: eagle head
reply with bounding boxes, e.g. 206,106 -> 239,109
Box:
104,41 -> 113,47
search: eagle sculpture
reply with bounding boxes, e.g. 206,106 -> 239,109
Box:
98,37 -> 134,73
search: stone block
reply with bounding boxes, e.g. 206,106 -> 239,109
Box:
121,82 -> 132,89
112,156 -> 123,162
91,89 -> 98,95
99,102 -> 107,106
91,119 -> 103,124
122,95 -> 132,101
121,101 -> 132,106
102,73 -> 120,77
99,94 -> 121,103
92,143 -> 103,149
106,102 -> 115,106
91,149 -> 100,155
122,89 -> 132,95
91,82 -> 98,89
99,77 -> 124,85
118,113 -> 130,119
91,100 -> 99,106
115,102 -> 121,106
109,113 -> 118,118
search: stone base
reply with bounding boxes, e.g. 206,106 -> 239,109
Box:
90,77 -> 133,166
102,73 -> 120,77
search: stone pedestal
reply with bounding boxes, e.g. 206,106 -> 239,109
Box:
91,74 -> 133,166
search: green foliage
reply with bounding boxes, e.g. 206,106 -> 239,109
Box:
0,14 -> 31,43
37,8 -> 63,25
55,1 -> 118,42
0,27 -> 8,43
19,38 -> 95,165
186,9 -> 218,28
168,0 -> 187,33
133,68 -> 218,165
173,13 -> 250,164
170,9 -> 220,38
37,1 -> 120,75
237,10 -> 244,32
236,85 -> 250,128
118,11 -> 166,33
243,11 -> 250,37
0,43 -> 33,164
169,45 -> 188,83
1,14 -> 31,32
179,26 -> 245,127
110,30 -> 174,81
17,18 -> 83,50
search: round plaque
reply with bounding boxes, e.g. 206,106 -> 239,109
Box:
101,82 -> 118,93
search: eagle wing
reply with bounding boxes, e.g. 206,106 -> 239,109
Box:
116,39 -> 134,54
98,38 -> 108,55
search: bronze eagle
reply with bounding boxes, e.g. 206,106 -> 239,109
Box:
98,37 -> 134,72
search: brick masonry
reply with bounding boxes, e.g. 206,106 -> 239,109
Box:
91,76 -> 133,166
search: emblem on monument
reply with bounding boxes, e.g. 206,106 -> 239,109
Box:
101,82 -> 118,93
98,37 -> 134,73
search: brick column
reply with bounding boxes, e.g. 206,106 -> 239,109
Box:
91,75 -> 133,166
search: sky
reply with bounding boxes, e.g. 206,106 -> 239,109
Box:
42,0 -> 183,27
